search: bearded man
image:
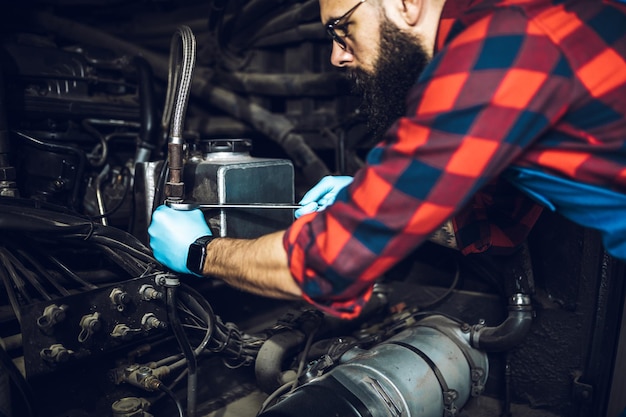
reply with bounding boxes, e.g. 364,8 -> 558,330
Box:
148,0 -> 626,319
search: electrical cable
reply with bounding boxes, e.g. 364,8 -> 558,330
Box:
46,254 -> 98,290
0,262 -> 22,324
417,260 -> 461,310
167,285 -> 198,417
256,380 -> 293,416
158,382 -> 185,417
289,327 -> 316,392
1,248 -> 52,301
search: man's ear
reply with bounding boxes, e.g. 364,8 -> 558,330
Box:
400,0 -> 424,26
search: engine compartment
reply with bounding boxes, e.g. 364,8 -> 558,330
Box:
0,2 -> 625,417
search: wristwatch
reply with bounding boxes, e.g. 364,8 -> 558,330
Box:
186,235 -> 214,275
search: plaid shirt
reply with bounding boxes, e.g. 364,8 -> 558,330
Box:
284,0 -> 626,318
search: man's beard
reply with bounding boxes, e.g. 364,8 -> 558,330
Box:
347,19 -> 430,139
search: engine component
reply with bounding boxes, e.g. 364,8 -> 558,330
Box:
162,25 -> 196,203
21,275 -> 170,378
183,138 -> 295,238
260,314 -> 488,417
470,293 -> 534,352
111,397 -> 153,417
134,138 -> 294,242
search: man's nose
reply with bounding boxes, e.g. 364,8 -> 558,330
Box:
329,42 -> 354,67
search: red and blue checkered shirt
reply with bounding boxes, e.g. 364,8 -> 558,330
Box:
284,0 -> 626,318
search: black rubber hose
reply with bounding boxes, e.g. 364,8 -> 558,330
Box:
228,0 -> 319,51
132,55 -> 159,161
167,285 -> 198,417
178,284 -> 215,353
255,330 -> 306,394
471,302 -> 534,352
469,243 -> 536,352
30,11 -> 331,185
0,197 -> 154,259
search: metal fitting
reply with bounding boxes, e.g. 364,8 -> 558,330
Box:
37,304 -> 68,334
40,344 -> 74,364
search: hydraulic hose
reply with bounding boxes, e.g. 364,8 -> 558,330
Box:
162,25 -> 196,202
133,55 -> 159,163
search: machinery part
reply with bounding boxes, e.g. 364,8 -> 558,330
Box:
36,304 -> 68,334
163,25 -> 196,202
259,315 -> 488,417
111,397 -> 153,417
114,364 -> 170,391
255,330 -> 306,393
166,201 -> 301,210
78,312 -> 101,343
40,344 -> 74,364
470,293 -> 534,352
181,138 -> 295,238
110,288 -> 131,312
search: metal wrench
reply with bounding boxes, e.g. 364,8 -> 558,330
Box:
166,201 -> 302,211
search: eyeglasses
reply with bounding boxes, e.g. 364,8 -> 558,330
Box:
326,0 -> 367,50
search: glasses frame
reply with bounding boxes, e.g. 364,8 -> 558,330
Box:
326,0 -> 367,50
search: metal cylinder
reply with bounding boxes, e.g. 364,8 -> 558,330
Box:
260,315 -> 488,417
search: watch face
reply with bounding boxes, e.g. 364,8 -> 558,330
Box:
187,240 -> 207,274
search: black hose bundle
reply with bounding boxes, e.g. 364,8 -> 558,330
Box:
0,196 -> 160,315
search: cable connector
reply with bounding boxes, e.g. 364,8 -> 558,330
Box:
110,364 -> 171,392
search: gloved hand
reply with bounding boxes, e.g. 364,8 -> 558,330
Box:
148,205 -> 212,275
294,176 -> 353,218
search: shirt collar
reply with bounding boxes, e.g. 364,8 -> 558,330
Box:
435,0 -> 478,53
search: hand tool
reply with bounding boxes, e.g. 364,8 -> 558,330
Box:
166,201 -> 302,210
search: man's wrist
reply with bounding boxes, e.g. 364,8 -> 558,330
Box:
186,235 -> 215,275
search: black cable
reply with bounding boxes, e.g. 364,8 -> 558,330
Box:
2,248 -> 52,301
152,159 -> 169,213
46,254 -> 98,290
158,382 -> 185,417
16,248 -> 71,297
167,285 -> 198,417
0,250 -> 32,305
178,284 -> 216,352
0,262 -> 22,324
417,260 -> 461,310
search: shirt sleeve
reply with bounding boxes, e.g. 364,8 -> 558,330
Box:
284,7 -> 573,319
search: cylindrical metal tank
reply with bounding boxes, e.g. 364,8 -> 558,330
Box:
260,315 -> 488,417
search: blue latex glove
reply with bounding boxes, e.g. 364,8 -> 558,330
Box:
294,176 -> 353,218
148,205 -> 212,275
